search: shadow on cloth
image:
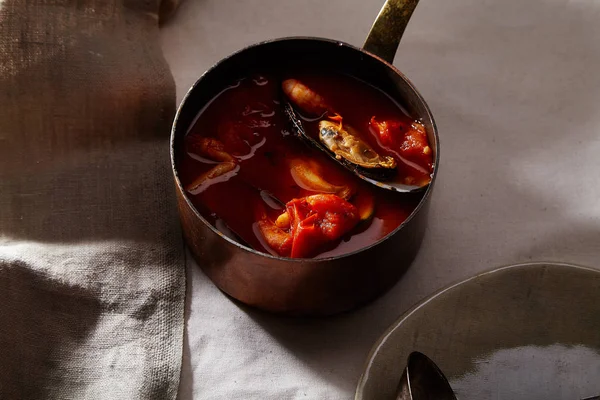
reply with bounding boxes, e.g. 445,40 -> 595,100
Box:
0,0 -> 179,244
0,261 -> 102,399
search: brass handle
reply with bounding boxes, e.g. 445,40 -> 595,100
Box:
363,0 -> 420,64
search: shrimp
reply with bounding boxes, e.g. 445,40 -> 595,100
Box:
188,137 -> 234,162
256,219 -> 293,257
282,79 -> 332,116
255,203 -> 293,257
185,137 -> 237,193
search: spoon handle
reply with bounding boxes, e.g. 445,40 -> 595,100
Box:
363,0 -> 421,64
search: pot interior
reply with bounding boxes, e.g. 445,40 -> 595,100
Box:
171,37 -> 439,259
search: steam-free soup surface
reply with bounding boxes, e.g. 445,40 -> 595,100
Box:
177,71 -> 431,258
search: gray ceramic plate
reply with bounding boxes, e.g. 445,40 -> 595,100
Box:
355,262 -> 600,400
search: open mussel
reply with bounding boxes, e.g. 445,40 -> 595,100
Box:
283,103 -> 396,180
282,78 -> 430,193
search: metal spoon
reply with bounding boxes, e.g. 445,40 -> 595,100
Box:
395,352 -> 457,400
284,102 -> 428,194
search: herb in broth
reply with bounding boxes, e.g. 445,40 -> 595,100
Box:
177,72 -> 429,258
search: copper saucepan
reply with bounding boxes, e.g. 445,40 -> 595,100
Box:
170,0 -> 439,316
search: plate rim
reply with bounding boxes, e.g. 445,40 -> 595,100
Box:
354,260 -> 600,400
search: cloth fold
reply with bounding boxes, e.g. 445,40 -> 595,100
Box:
0,1 -> 185,399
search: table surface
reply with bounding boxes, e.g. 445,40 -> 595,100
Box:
160,0 -> 600,398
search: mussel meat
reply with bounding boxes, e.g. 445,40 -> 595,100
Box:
319,120 -> 396,172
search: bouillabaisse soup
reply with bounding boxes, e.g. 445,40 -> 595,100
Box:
177,71 -> 434,259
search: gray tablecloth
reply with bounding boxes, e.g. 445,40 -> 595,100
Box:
0,1 -> 185,398
161,0 -> 600,399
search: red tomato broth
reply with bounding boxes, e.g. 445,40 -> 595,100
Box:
176,71 -> 426,258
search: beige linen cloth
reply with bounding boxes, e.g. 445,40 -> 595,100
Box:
0,0 -> 185,399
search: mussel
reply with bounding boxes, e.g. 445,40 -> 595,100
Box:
283,103 -> 391,176
285,102 -> 425,192
281,77 -> 433,193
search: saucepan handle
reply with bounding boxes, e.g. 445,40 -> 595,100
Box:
363,0 -> 420,64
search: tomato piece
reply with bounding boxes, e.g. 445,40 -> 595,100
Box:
255,194 -> 361,258
289,214 -> 319,258
369,117 -> 407,148
286,194 -> 360,258
370,117 -> 433,173
400,122 -> 431,162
